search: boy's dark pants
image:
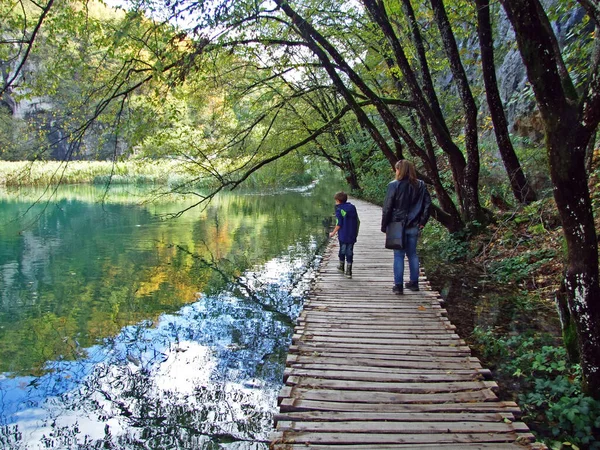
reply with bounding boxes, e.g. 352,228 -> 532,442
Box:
338,242 -> 354,264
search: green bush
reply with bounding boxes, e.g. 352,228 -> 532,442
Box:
420,222 -> 473,262
471,328 -> 600,449
355,158 -> 393,205
487,249 -> 557,283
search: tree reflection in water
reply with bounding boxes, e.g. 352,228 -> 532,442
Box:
0,235 -> 325,449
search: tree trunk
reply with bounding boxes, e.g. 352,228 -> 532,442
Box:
549,125 -> 600,398
501,0 -> 600,399
429,0 -> 484,223
585,127 -> 597,174
362,0 -> 485,223
476,0 -> 537,204
556,280 -> 580,362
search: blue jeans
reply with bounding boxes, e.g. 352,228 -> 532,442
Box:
393,227 -> 419,285
339,242 -> 354,264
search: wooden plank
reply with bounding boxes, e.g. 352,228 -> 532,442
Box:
284,369 -> 484,383
292,336 -> 465,346
271,431 -> 535,445
285,354 -> 483,369
293,329 -> 458,339
290,342 -> 472,355
285,376 -> 498,393
274,410 -> 515,422
270,442 -> 536,449
278,386 -> 499,404
295,321 -> 455,331
288,349 -> 476,361
297,311 -> 445,320
275,420 -> 532,434
286,363 -> 485,376
277,398 -> 523,414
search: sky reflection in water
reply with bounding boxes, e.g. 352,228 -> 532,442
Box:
0,184 -> 335,448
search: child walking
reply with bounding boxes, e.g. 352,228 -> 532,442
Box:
329,192 -> 360,278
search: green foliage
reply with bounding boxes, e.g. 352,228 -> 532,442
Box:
487,249 -> 557,283
472,328 -> 600,449
0,160 -> 186,186
420,218 -> 490,263
355,157 -> 393,205
478,135 -> 551,210
242,154 -> 314,189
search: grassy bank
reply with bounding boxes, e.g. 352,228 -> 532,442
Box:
0,160 -> 191,187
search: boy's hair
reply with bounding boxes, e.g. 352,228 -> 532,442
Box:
334,191 -> 348,203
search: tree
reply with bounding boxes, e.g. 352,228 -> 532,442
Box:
499,0 -> 600,398
475,0 -> 537,204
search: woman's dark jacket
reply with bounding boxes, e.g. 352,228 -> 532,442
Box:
381,179 -> 432,233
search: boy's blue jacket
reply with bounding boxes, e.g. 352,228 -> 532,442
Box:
335,202 -> 359,243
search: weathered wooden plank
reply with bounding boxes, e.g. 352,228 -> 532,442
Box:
295,320 -> 454,330
270,431 -> 535,445
285,354 -> 483,369
270,442 -> 539,449
284,376 -> 498,393
297,310 -> 445,319
288,358 -> 481,372
303,304 -> 443,311
293,334 -> 466,346
289,344 -> 472,357
296,318 -> 453,327
278,386 -> 499,404
283,369 -> 484,383
277,398 -> 522,415
290,342 -> 472,354
288,349 -> 476,361
276,419 -> 531,434
293,330 -> 459,340
295,327 -> 456,337
297,312 -> 451,321
273,410 -> 515,423
293,336 -> 465,347
285,363 -> 492,381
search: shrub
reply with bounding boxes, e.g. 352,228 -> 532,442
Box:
471,328 -> 600,449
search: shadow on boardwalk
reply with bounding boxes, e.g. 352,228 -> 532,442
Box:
270,199 -> 547,449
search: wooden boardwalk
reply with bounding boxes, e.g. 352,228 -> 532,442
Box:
270,199 -> 546,449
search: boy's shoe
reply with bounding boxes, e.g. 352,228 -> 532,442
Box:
345,264 -> 352,279
405,281 -> 420,291
337,261 -> 345,272
392,284 -> 403,295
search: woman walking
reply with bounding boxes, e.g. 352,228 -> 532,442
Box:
381,160 -> 431,294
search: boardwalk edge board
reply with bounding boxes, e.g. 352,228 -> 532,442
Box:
270,199 -> 547,450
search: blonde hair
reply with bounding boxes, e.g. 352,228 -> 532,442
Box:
395,160 -> 418,185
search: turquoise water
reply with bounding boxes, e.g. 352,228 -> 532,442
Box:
0,182 -> 337,448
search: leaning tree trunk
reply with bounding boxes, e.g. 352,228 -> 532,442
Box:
548,123 -> 600,398
430,0 -> 485,224
476,0 -> 537,204
363,0 -> 485,223
500,0 -> 600,399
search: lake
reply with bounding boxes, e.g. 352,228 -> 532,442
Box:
0,181 -> 339,449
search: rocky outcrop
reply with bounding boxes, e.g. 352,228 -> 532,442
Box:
495,3 -> 590,140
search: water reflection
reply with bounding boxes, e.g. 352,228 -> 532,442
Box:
0,182 -> 337,448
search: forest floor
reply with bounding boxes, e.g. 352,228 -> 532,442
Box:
421,164 -> 600,449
